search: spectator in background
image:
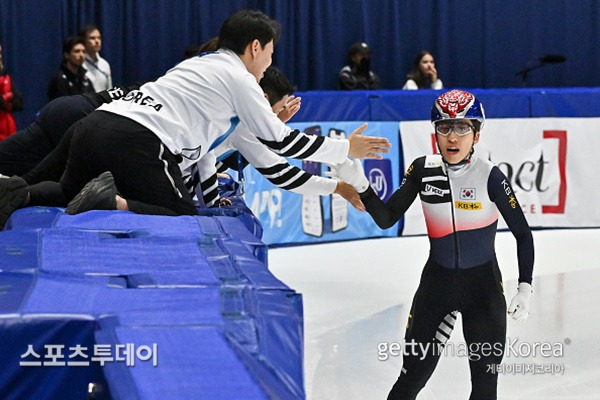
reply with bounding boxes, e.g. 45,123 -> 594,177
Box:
0,9 -> 388,229
80,24 -> 112,91
47,36 -> 95,101
403,50 -> 443,90
338,42 -> 381,90
0,43 -> 23,140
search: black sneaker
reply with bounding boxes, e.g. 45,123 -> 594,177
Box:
66,171 -> 118,215
0,176 -> 29,229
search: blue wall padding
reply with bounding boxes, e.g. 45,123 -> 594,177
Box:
0,229 -> 41,272
292,88 -> 600,122
529,88 -> 600,117
39,230 -> 221,286
112,326 -> 268,400
0,315 -> 110,400
55,211 -> 209,237
292,91 -> 372,122
20,275 -> 224,326
0,272 -> 37,314
4,207 -> 63,230
223,289 -> 305,400
0,207 -> 305,400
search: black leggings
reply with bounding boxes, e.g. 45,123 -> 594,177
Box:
27,111 -> 198,217
388,259 -> 506,400
0,95 -> 95,177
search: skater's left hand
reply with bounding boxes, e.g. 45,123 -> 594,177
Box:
508,282 -> 532,322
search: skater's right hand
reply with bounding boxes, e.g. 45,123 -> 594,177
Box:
328,159 -> 370,193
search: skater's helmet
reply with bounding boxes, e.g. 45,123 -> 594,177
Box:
431,90 -> 485,131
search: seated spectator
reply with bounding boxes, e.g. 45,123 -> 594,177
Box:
0,43 -> 23,140
47,36 -> 95,101
402,50 -> 443,90
338,42 -> 381,90
80,24 -> 112,92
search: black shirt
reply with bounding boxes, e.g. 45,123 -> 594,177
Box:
47,62 -> 95,101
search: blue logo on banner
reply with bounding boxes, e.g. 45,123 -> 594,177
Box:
364,159 -> 393,202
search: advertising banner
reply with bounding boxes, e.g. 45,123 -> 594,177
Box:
400,118 -> 600,235
243,122 -> 402,246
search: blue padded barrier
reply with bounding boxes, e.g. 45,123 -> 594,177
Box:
0,313 -> 110,400
6,272 -> 303,398
54,211 -> 204,237
4,206 -> 63,230
529,88 -> 600,117
19,274 -> 223,326
0,271 -> 36,314
222,287 -> 305,400
39,230 -> 221,287
0,229 -> 41,272
369,90 -> 443,121
202,176 -> 265,240
368,89 -> 533,121
109,326 -> 269,400
292,90 -> 371,122
292,88 -> 600,122
214,216 -> 268,264
0,207 -> 305,399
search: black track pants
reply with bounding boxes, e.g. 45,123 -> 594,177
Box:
388,259 -> 506,400
28,111 -> 198,217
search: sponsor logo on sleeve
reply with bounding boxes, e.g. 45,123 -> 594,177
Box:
501,179 -> 518,209
425,159 -> 443,168
422,184 -> 448,197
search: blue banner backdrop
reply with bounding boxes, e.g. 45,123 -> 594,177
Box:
243,121 -> 402,246
3,0 -> 600,129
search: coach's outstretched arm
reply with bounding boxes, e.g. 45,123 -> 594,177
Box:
347,123 -> 391,160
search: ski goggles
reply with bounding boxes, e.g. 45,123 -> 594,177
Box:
435,121 -> 476,136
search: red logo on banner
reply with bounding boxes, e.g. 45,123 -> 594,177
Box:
541,130 -> 567,214
431,133 -> 438,153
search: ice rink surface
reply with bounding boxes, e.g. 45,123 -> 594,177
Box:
270,228 -> 600,400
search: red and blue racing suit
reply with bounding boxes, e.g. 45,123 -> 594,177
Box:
360,153 -> 534,400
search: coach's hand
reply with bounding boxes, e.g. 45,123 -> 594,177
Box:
348,123 -> 391,159
277,95 -> 301,123
334,181 -> 365,211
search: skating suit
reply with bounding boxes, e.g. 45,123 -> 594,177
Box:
360,153 -> 534,400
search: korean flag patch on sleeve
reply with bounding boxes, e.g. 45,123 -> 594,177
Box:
460,188 -> 476,200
